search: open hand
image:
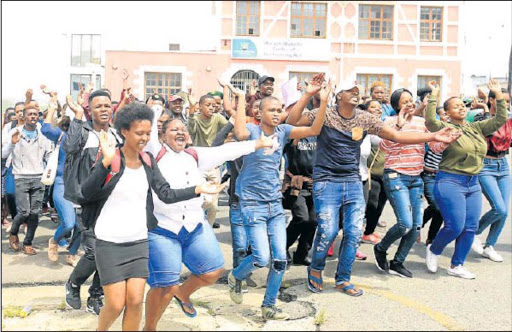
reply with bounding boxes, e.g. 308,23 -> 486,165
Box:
66,95 -> 84,115
434,127 -> 462,144
195,182 -> 224,195
99,130 -> 116,166
487,79 -> 502,94
85,81 -> 94,94
255,132 -> 275,150
471,97 -> 487,110
319,79 -> 333,102
11,129 -> 21,144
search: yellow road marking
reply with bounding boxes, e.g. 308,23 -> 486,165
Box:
322,277 -> 465,331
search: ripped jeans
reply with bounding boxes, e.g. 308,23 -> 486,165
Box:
376,170 -> 424,264
232,200 -> 287,307
310,181 -> 365,285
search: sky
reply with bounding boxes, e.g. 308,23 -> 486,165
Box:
1,1 -> 511,103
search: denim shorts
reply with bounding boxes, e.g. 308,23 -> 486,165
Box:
147,223 -> 225,288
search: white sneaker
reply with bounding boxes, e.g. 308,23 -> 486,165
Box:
472,236 -> 484,255
482,246 -> 503,262
426,244 -> 439,273
447,265 -> 476,279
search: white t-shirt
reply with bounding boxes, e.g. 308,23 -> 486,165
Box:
359,134 -> 381,182
94,165 -> 149,243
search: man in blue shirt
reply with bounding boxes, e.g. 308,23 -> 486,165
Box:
228,79 -> 331,320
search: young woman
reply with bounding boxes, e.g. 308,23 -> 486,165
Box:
142,111 -> 272,330
425,79 -> 508,279
42,97 -> 80,266
79,103 -> 222,331
373,89 -> 456,278
472,88 -> 511,262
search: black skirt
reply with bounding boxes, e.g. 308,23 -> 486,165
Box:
95,239 -> 149,286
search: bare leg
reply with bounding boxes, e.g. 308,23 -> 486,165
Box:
122,278 -> 146,331
175,269 -> 224,315
97,281 -> 126,331
143,285 -> 179,331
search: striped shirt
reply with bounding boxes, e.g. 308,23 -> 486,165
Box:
424,147 -> 443,172
380,116 -> 427,176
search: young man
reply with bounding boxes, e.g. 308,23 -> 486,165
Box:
3,105 -> 53,255
287,80 -> 460,296
168,94 -> 187,124
246,75 -> 275,108
228,80 -> 330,320
188,94 -> 229,229
62,90 -> 122,315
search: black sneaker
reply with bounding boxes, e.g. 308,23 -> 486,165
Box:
373,245 -> 389,272
212,221 -> 220,229
65,281 -> 81,309
292,253 -> 311,266
389,261 -> 413,278
86,296 -> 104,315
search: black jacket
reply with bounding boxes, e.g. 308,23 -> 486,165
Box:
80,150 -> 199,230
63,118 -> 122,204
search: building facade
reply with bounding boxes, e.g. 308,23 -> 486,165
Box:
105,1 -> 462,103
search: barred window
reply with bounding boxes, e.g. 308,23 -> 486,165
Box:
356,74 -> 393,96
144,72 -> 182,101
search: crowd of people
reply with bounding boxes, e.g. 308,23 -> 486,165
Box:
1,70 -> 510,330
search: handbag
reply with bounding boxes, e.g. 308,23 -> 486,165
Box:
41,133 -> 64,186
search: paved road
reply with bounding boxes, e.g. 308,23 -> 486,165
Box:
2,183 -> 511,331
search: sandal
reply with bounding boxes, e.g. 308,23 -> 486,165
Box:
307,267 -> 323,293
338,283 -> 363,297
23,245 -> 37,256
174,296 -> 197,318
9,234 -> 20,252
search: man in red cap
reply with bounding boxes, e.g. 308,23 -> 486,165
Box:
168,94 -> 187,124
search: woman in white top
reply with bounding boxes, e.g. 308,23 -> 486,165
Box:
80,103 -> 222,331
142,105 -> 272,329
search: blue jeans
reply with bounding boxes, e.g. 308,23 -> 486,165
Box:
310,181 -> 365,285
230,202 -> 248,268
232,200 -> 287,307
430,171 -> 481,266
147,224 -> 225,288
53,176 -> 81,254
477,158 -> 510,247
377,170 -> 424,264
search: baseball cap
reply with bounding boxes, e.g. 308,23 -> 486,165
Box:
258,75 -> 275,86
168,94 -> 183,102
336,79 -> 362,95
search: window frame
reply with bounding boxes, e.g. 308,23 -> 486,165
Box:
356,73 -> 393,97
143,72 -> 183,102
289,71 -> 317,91
70,34 -> 101,67
358,4 -> 394,40
290,2 -> 328,39
420,6 -> 443,42
236,1 -> 261,37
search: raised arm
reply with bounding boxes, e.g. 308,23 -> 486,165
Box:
219,80 -> 235,117
233,89 -> 251,141
288,80 -> 330,140
424,81 -> 445,132
63,95 -> 86,155
187,90 -> 199,135
286,73 -> 324,126
212,121 -> 234,147
476,79 -> 508,136
41,96 -> 62,142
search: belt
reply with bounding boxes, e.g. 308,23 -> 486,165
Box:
486,150 -> 508,159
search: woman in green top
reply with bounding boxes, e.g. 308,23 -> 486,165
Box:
424,79 -> 508,279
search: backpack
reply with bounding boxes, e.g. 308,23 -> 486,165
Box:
155,145 -> 198,164
94,149 -> 153,185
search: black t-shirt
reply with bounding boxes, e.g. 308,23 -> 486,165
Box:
285,136 -> 317,178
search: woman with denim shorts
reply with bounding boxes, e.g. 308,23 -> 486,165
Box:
79,103 -> 220,331
142,105 -> 272,330
471,88 -> 511,262
425,79 -> 508,279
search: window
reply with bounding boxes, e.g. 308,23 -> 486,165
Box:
70,74 -> 101,100
356,74 -> 393,96
289,72 -> 316,91
358,5 -> 393,40
71,34 -> 101,67
420,7 -> 442,42
230,70 -> 260,93
291,2 -> 327,38
144,72 -> 182,101
236,1 -> 260,36
418,75 -> 442,96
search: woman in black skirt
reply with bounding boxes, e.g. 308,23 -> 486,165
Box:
80,103 -> 222,331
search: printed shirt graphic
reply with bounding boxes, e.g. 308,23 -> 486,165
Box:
303,106 -> 383,182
